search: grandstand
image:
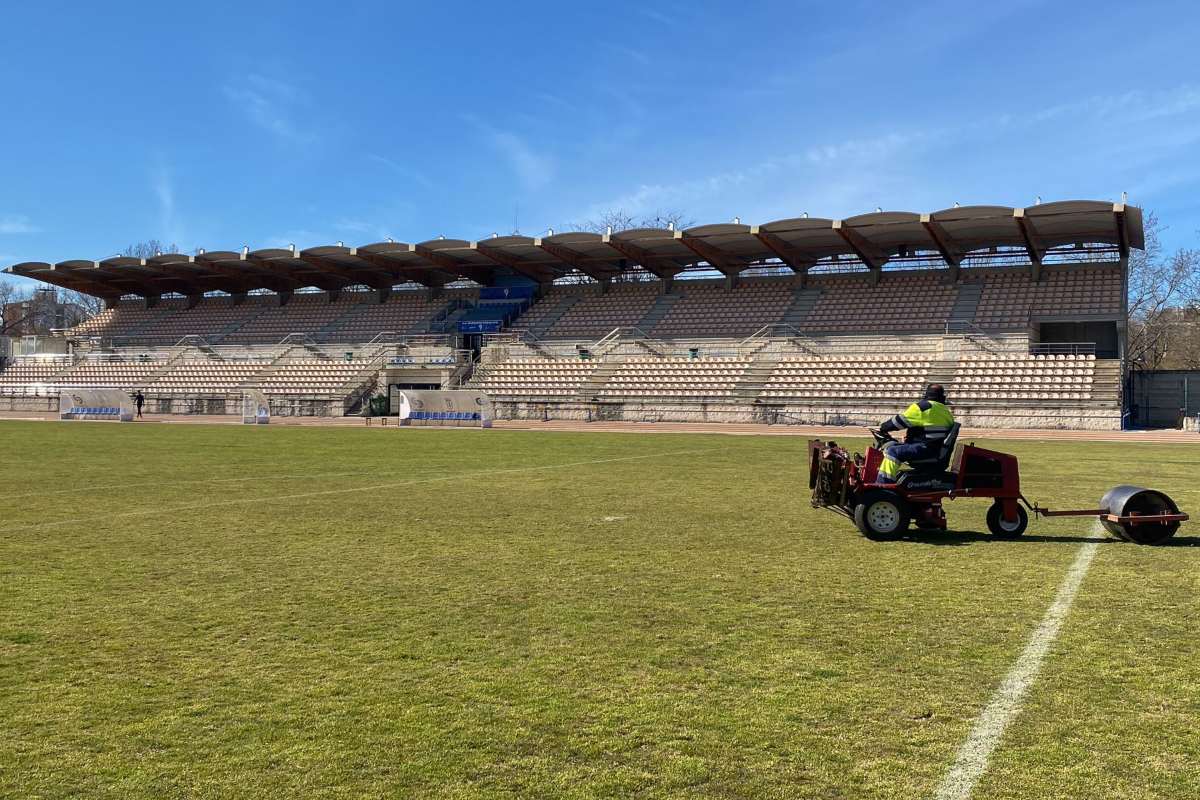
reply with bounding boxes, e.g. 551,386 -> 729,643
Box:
2,201 -> 1138,428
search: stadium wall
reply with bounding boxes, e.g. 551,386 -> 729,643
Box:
487,399 -> 1122,430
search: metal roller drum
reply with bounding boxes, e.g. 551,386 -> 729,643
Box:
1099,485 -> 1182,545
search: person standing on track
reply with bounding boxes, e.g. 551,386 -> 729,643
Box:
134,390 -> 145,419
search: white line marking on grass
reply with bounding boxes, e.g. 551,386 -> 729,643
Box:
0,448 -> 716,535
2,470 -> 381,500
934,531 -> 1101,800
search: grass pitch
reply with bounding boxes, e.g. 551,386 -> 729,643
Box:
0,420 -> 1196,799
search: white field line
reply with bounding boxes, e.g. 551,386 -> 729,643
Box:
0,448 -> 716,535
933,529 -> 1102,800
3,470 -> 384,500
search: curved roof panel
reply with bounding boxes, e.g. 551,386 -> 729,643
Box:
5,201 -> 1141,298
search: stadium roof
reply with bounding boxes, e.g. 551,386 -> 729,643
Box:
6,200 -> 1142,300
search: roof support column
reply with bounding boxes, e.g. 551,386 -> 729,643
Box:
724,273 -> 737,291
752,226 -> 816,285
921,214 -> 964,281
833,220 -> 888,284
1014,208 -> 1045,282
278,290 -> 293,307
144,295 -> 160,309
186,294 -> 202,310
377,286 -> 391,304
230,292 -> 247,306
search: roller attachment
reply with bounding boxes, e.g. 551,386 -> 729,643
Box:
1099,485 -> 1185,545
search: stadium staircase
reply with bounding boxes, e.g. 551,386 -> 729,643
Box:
526,295 -> 581,338
338,357 -> 389,414
1092,359 -> 1123,405
577,361 -> 623,400
316,302 -> 373,340
926,358 -> 959,392
111,304 -> 183,344
635,292 -> 680,334
737,353 -> 781,400
780,287 -> 822,328
211,304 -> 272,343
426,299 -> 471,334
139,347 -> 197,386
949,281 -> 983,321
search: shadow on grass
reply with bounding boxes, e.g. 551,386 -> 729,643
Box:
884,531 -> 1200,547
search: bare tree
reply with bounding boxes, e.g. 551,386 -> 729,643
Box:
562,209 -> 696,283
122,240 -> 180,259
570,209 -> 695,235
1126,214 -> 1200,370
0,278 -> 18,311
58,288 -> 105,319
1154,306 -> 1200,370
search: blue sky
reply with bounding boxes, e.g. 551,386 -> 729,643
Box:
2,0 -> 1198,288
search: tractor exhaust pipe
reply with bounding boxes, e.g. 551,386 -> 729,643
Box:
1099,485 -> 1185,545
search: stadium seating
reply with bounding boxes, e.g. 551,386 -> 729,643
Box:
761,355 -> 933,402
148,359 -> 272,394
972,267 -> 1123,329
474,358 -> 600,398
800,272 -> 958,333
4,261 -> 1123,425
597,357 -> 748,399
258,359 -> 374,396
952,352 -> 1097,402
510,283 -> 659,339
0,358 -> 71,389
651,283 -> 792,337
53,358 -> 168,388
66,289 -> 461,345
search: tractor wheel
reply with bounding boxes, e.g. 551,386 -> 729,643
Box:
986,501 -> 1028,538
854,490 -> 910,540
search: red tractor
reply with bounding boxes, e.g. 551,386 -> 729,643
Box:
808,424 -> 1188,543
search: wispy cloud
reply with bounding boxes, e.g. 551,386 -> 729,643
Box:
635,7 -> 673,25
223,73 -> 314,144
366,153 -> 434,189
1031,84 -> 1200,125
804,130 -> 938,165
575,82 -> 1200,227
0,214 -> 40,234
151,157 -> 186,247
463,115 -> 555,190
603,42 -> 651,66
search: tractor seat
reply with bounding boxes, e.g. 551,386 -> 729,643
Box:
905,423 -> 962,475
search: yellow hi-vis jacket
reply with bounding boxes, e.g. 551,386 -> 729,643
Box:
881,400 -> 955,443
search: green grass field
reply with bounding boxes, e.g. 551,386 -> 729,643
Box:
1,420 -> 1197,799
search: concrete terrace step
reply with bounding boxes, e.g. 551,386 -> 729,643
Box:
781,287 -> 822,328
635,293 -> 681,335
948,281 -> 984,324
527,294 -> 581,338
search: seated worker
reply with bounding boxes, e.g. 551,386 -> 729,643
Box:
876,384 -> 954,484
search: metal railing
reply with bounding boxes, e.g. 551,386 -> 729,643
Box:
1029,342 -> 1097,356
